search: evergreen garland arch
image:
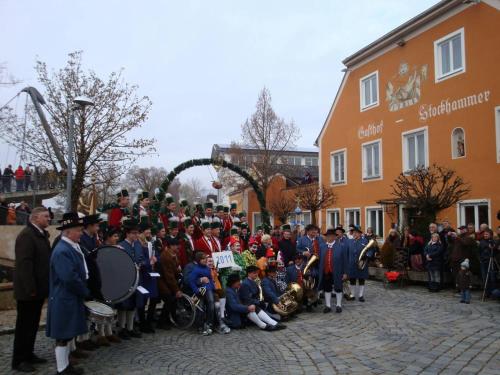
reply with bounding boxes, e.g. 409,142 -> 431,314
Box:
155,158 -> 271,230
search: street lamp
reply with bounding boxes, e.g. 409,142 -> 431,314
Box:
66,96 -> 94,211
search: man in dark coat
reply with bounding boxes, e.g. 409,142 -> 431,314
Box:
278,224 -> 296,266
347,226 -> 371,301
46,212 -> 88,375
12,207 -> 51,373
319,229 -> 348,313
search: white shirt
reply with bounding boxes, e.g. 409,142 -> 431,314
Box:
62,236 -> 89,280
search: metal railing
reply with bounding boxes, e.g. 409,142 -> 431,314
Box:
0,172 -> 66,193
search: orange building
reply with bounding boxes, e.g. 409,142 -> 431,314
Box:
316,0 -> 500,236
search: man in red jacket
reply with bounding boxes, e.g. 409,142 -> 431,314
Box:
108,189 -> 130,230
194,221 -> 214,256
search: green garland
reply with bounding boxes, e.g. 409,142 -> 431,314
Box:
155,158 -> 271,232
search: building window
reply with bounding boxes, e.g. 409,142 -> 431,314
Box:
496,107 -> 500,163
451,128 -> 466,159
326,209 -> 340,229
366,207 -> 384,238
360,71 -> 379,110
331,149 -> 346,184
345,208 -> 360,227
402,127 -> 428,172
434,28 -> 465,82
362,139 -> 382,180
305,157 -> 318,167
458,200 -> 489,232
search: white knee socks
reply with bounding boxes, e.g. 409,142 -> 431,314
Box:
219,298 -> 226,318
247,312 -> 266,329
359,285 -> 365,298
355,285 -> 360,298
98,323 -> 106,337
324,292 -> 332,308
55,345 -> 69,372
117,310 -> 126,329
335,292 -> 342,307
126,310 -> 135,331
257,310 -> 277,326
105,322 -> 113,336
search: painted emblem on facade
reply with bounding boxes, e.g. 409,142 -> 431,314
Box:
386,62 -> 428,112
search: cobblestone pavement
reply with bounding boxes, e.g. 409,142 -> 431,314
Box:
1,281 -> 499,375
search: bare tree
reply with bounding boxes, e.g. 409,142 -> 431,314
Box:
269,193 -> 296,225
0,51 -> 156,209
222,87 -> 300,198
179,177 -> 208,204
124,166 -> 169,194
295,183 -> 337,226
391,164 -> 470,223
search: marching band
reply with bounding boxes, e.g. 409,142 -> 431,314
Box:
43,189 -> 377,375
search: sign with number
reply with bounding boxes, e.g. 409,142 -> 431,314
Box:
212,251 -> 237,269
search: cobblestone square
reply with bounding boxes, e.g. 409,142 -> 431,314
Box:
1,281 -> 499,375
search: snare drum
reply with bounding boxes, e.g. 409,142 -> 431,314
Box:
84,301 -> 114,324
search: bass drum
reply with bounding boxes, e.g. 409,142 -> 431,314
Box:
95,246 -> 139,304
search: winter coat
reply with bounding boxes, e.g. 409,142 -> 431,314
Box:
238,277 -> 261,306
278,238 -> 296,265
347,237 -> 371,279
261,276 -> 280,305
46,239 -> 89,340
225,286 -> 248,328
424,241 -> 443,271
318,240 -> 348,290
188,263 -> 214,295
13,223 -> 51,300
456,269 -> 472,290
158,248 -> 180,296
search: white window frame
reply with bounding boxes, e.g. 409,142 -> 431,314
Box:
451,127 -> 466,159
305,157 -> 318,167
456,199 -> 491,232
359,70 -> 379,111
326,209 -> 341,229
330,148 -> 347,185
434,27 -> 466,83
361,138 -> 383,181
365,206 -> 384,239
344,208 -> 361,227
401,126 -> 429,173
495,106 -> 500,163
288,210 -> 312,227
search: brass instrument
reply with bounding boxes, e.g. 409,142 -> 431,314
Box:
191,286 -> 207,312
303,254 -> 318,290
357,239 -> 378,270
272,282 -> 303,316
256,279 -> 264,302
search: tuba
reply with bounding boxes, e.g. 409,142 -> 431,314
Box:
357,239 -> 377,270
302,253 -> 318,290
272,282 -> 303,316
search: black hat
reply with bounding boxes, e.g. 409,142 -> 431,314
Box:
83,214 -> 102,227
139,221 -> 152,232
204,201 -> 213,209
246,265 -> 260,274
122,218 -> 139,232
179,199 -> 189,207
352,225 -> 363,233
227,273 -> 241,287
211,221 -> 221,229
56,212 -> 84,230
152,222 -> 164,235
169,218 -> 180,229
166,237 -> 179,246
201,221 -> 211,230
216,205 -> 224,212
266,265 -> 277,273
116,189 -> 129,198
230,202 -> 237,210
334,226 -> 346,233
324,228 -> 336,236
182,216 -> 193,227
223,206 -> 229,213
281,224 -> 291,232
138,191 -> 149,200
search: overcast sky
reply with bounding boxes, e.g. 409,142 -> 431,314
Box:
0,0 -> 438,188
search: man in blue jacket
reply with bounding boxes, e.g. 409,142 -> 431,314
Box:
261,266 -> 283,320
319,229 -> 348,313
239,265 -> 285,331
347,226 -> 371,302
46,212 -> 88,375
188,252 -> 216,335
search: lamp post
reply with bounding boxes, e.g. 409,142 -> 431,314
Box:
66,96 -> 94,212
294,197 -> 303,229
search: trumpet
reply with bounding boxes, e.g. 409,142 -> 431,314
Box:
255,279 -> 264,302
